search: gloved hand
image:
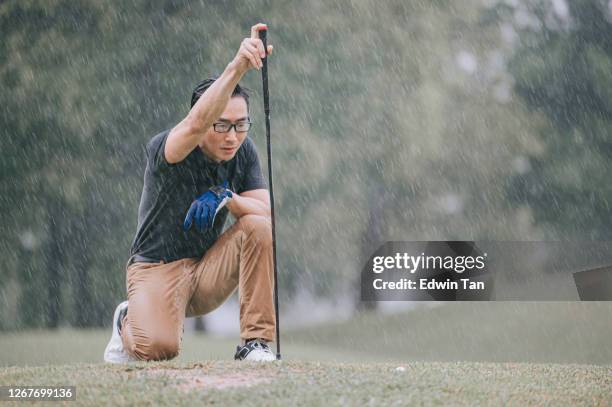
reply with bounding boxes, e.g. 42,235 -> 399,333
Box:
183,181 -> 233,232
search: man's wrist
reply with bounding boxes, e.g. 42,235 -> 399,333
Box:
225,59 -> 247,78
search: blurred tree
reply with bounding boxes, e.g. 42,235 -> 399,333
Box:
0,1 -> 104,328
0,0 -> 544,329
356,185 -> 385,312
498,0 -> 612,239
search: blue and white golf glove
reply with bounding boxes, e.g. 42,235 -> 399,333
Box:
183,181 -> 233,232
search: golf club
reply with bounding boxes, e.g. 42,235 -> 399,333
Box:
259,27 -> 281,360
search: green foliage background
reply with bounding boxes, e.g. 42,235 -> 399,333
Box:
1,0 -> 610,329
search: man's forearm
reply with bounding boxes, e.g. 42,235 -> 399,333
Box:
166,63 -> 245,163
184,62 -> 244,133
227,194 -> 271,219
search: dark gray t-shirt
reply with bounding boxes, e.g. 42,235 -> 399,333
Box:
129,130 -> 266,262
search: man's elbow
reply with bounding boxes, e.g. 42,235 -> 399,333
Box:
245,206 -> 271,220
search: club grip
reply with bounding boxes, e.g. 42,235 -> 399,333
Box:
259,28 -> 267,55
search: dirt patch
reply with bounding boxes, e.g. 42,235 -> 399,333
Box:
140,368 -> 274,391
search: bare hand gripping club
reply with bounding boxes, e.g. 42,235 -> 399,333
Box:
259,27 -> 281,360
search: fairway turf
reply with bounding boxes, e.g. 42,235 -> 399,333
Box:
1,360 -> 610,406
289,302 -> 612,365
1,303 -> 611,405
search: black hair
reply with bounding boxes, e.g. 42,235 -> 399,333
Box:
190,76 -> 250,109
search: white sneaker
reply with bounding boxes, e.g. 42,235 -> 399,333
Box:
103,301 -> 136,363
234,339 -> 277,362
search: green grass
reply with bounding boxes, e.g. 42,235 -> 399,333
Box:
1,303 -> 611,405
1,360 -> 610,406
0,329 -> 375,367
288,302 -> 612,365
4,303 -> 612,366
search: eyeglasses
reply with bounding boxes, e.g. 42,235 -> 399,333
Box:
213,120 -> 252,133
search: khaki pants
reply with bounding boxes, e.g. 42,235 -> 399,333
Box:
120,214 -> 275,361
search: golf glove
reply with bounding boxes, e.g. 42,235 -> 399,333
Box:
183,181 -> 233,232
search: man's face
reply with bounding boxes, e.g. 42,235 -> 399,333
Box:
199,96 -> 249,162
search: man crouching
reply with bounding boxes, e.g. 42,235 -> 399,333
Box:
104,23 -> 276,363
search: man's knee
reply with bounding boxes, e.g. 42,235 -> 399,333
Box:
130,334 -> 180,361
237,214 -> 272,245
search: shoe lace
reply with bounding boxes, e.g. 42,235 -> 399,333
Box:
247,339 -> 272,353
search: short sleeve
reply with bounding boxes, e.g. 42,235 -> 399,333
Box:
146,131 -> 173,173
238,138 -> 267,193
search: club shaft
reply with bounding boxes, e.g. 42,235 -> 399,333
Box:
260,29 -> 281,360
